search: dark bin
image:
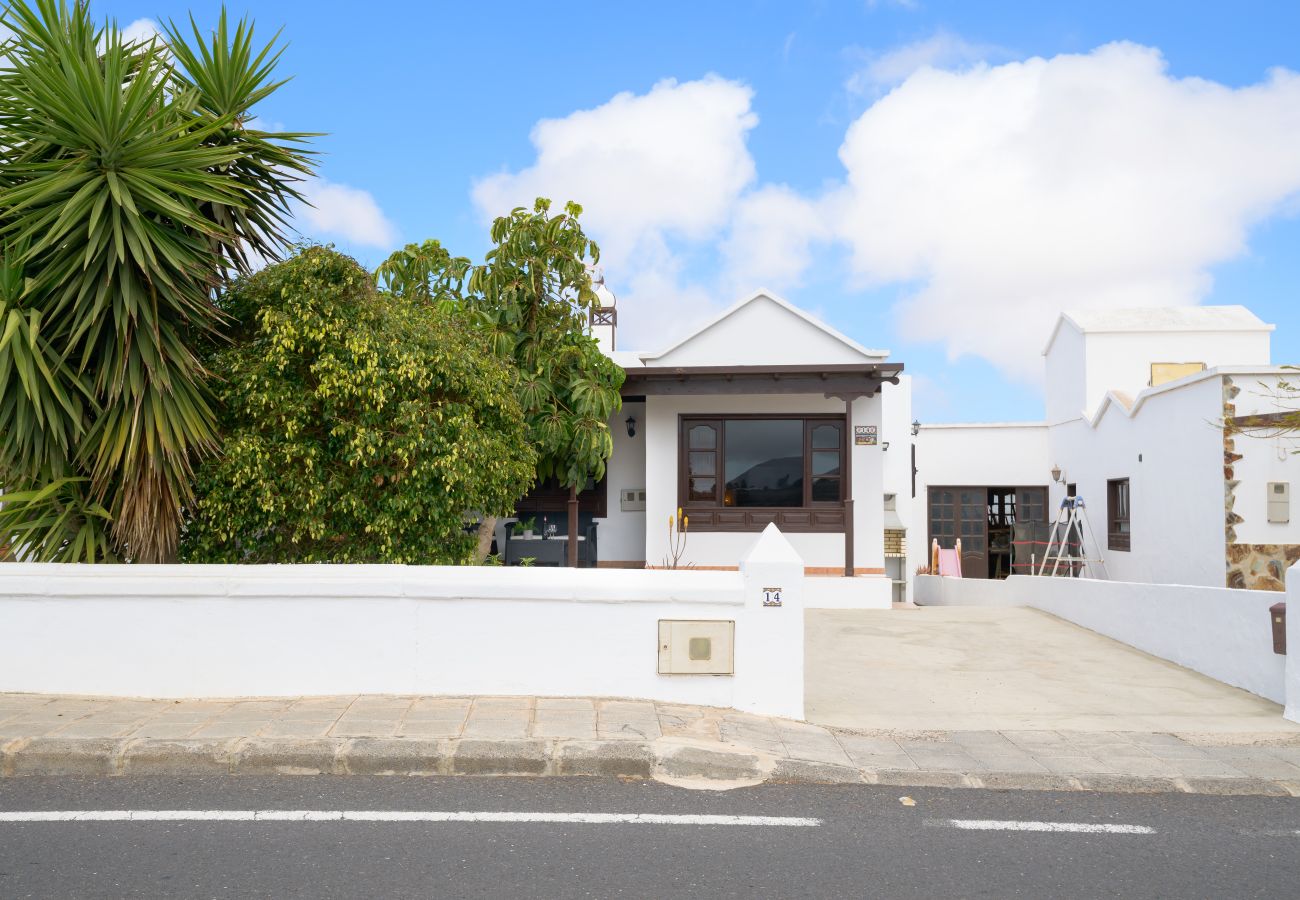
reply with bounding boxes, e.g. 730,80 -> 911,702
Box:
1270,602 -> 1286,656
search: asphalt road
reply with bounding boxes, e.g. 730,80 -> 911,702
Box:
1,776 -> 1297,899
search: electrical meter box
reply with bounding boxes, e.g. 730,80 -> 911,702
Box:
619,488 -> 646,512
657,620 -> 734,675
1267,482 -> 1290,524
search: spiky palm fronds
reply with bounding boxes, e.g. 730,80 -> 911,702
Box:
0,0 -> 316,562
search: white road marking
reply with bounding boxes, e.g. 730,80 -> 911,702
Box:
935,819 -> 1156,835
0,810 -> 821,827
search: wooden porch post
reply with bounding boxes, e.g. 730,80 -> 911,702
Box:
567,484 -> 579,567
843,397 -> 854,577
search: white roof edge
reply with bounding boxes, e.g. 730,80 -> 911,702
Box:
920,421 -> 1048,430
1041,306 -> 1275,357
1085,364 -> 1292,428
638,288 -> 890,363
1040,312 -> 1082,357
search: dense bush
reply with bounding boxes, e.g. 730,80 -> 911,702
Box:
180,247 -> 537,563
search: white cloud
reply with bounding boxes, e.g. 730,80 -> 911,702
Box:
721,185 -> 831,292
121,18 -> 160,44
472,41 -> 1300,374
472,75 -> 757,270
833,42 -> 1300,380
471,75 -> 759,348
847,30 -> 1004,93
298,179 -> 398,249
615,238 -> 720,353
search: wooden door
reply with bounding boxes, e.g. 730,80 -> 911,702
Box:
957,488 -> 988,578
927,488 -> 956,561
927,487 -> 988,578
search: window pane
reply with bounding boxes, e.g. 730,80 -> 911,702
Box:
688,451 -> 715,476
725,419 -> 803,507
811,423 -> 841,449
688,424 -> 716,450
688,477 -> 716,502
812,476 -> 841,502
812,450 -> 840,477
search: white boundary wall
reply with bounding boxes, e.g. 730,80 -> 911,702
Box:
0,528 -> 806,719
804,575 -> 892,609
916,574 -> 1287,704
1287,561 -> 1300,723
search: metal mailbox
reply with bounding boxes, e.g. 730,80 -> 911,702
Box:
1270,602 -> 1286,656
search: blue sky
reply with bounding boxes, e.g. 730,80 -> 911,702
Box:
99,0 -> 1300,422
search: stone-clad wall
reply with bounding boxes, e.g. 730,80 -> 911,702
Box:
1226,543 -> 1300,591
1223,376 -> 1300,591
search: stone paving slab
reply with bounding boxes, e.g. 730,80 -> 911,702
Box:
3,694 -> 1300,796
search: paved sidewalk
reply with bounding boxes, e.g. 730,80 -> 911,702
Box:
4,694 -> 1300,796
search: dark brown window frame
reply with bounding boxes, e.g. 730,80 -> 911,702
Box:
1107,478 -> 1131,551
678,413 -> 847,533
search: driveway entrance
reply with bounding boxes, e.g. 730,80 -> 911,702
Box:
806,607 -> 1299,734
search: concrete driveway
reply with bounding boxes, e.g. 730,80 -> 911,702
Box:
806,607 -> 1300,734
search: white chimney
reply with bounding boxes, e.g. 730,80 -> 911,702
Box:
589,266 -> 617,354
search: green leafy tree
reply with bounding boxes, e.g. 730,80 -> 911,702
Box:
380,199 -> 626,561
375,239 -> 469,313
180,246 -> 537,564
470,200 -> 624,487
0,1 -> 314,562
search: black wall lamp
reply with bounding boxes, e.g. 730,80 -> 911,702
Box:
625,415 -> 637,438
911,419 -> 921,436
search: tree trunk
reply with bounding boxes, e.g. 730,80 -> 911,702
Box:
475,515 -> 497,563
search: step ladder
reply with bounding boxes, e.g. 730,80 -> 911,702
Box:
1036,496 -> 1108,579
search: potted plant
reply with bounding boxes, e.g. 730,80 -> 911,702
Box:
512,517 -> 537,540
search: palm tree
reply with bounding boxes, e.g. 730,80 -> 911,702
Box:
0,0 -> 315,562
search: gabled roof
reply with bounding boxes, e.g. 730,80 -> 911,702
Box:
1042,305 -> 1274,356
639,289 -> 889,364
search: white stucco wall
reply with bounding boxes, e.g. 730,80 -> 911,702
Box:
850,393 -> 886,573
642,393 -> 885,571
881,374 -> 914,523
596,400 -> 647,564
1050,375 -> 1226,586
1079,330 -> 1270,422
908,423 -> 1050,578
1045,326 -> 1087,424
1228,375 -> 1300,546
1045,316 -> 1272,424
0,553 -> 807,719
916,574 -> 1287,704
1287,561 -> 1299,722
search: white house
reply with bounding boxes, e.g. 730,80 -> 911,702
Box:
910,306 -> 1300,592
503,288 -> 909,608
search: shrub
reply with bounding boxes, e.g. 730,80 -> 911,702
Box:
181,247 -> 536,563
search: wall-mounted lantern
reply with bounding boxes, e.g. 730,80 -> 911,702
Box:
1050,464 -> 1064,483
911,419 -> 921,436
625,415 -> 637,438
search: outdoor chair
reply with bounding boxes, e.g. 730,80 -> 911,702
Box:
504,516 -> 598,567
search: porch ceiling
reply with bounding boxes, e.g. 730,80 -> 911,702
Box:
620,363 -> 904,399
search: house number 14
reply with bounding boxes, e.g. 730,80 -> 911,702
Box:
762,587 -> 783,607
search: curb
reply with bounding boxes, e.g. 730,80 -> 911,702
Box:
3,736 -> 1299,797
